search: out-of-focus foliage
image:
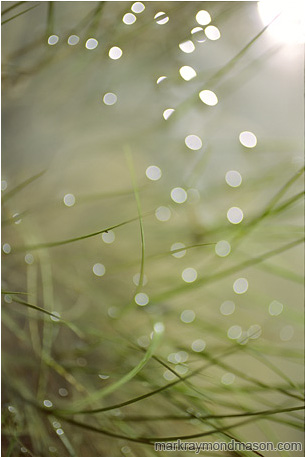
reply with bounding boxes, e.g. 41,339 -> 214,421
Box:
1,2 -> 304,456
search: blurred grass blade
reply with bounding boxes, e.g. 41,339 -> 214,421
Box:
2,169 -> 46,202
1,3 -> 39,25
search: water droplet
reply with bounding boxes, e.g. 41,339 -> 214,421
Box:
93,263 -> 105,277
156,76 -> 167,84
233,277 -> 248,294
220,300 -> 235,316
199,89 -> 218,106
179,65 -> 197,81
43,400 -> 53,408
50,311 -> 61,322
215,240 -> 231,257
103,92 -> 117,105
109,46 -> 123,59
247,324 -> 262,339
227,325 -> 242,340
227,207 -> 243,224
56,428 -> 64,436
123,13 -> 136,25
155,206 -> 171,221
154,12 -> 169,25
175,351 -> 188,362
191,27 -> 206,43
180,309 -> 195,323
137,335 -> 150,347
154,322 -> 165,333
135,293 -> 149,306
185,134 -> 202,150
171,242 -> 186,258
63,193 -> 75,207
179,40 -> 195,53
205,25 -> 221,40
163,108 -> 175,120
163,370 -> 176,380
48,35 -> 59,45
269,300 -> 283,316
191,339 -> 206,352
196,10 -> 211,25
4,295 -> 12,303
131,2 -> 145,13
239,131 -> 257,148
68,35 -> 79,45
171,187 -> 187,203
280,325 -> 294,341
102,230 -> 115,244
85,38 -> 98,50
1,180 -> 7,191
98,374 -> 110,380
182,267 -> 197,283
59,388 -> 68,397
146,165 -> 162,181
3,243 -> 11,254
225,170 -> 242,187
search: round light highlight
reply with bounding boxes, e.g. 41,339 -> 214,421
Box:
85,38 -> 98,50
179,40 -> 195,53
191,339 -> 206,352
155,206 -> 171,221
48,35 -> 59,45
68,35 -> 79,45
179,65 -> 197,81
131,2 -> 145,13
191,27 -> 206,42
154,12 -> 169,25
269,300 -> 283,316
171,187 -> 187,204
123,13 -> 136,24
225,170 -> 242,187
109,46 -> 123,60
199,89 -> 218,106
233,277 -> 248,294
227,325 -> 242,340
185,134 -> 202,150
196,10 -> 211,26
227,207 -> 243,224
102,230 -> 115,244
205,25 -> 221,40
163,108 -> 175,120
135,293 -> 149,306
146,165 -> 162,181
103,92 -> 117,105
171,242 -> 186,258
180,309 -> 195,323
220,300 -> 235,316
215,240 -> 231,257
182,267 -> 197,283
93,263 -> 105,277
239,131 -> 257,148
63,193 -> 75,207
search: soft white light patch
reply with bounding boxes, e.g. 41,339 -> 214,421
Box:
135,293 -> 149,306
180,309 -> 195,323
196,10 -> 211,25
109,46 -> 123,59
93,263 -> 105,277
63,194 -> 75,207
123,13 -> 136,24
227,207 -> 243,224
171,187 -> 187,203
199,89 -> 218,106
257,0 -> 305,44
133,273 -> 148,286
131,2 -> 145,13
1,180 -> 7,191
225,170 -> 242,187
85,38 -> 98,49
102,230 -> 115,244
179,40 -> 195,53
205,25 -> 221,40
154,322 -> 165,333
179,65 -> 197,81
239,131 -> 257,148
68,35 -> 79,45
247,324 -> 262,339
215,240 -> 231,257
154,12 -> 169,24
25,253 -> 34,265
269,300 -> 283,316
220,300 -> 235,316
163,108 -> 175,120
103,93 -> 117,105
280,325 -> 294,341
182,267 -> 197,283
48,35 -> 59,45
191,339 -> 206,352
155,206 -> 171,221
171,242 -> 186,258
185,134 -> 202,150
233,277 -> 248,294
146,165 -> 162,181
